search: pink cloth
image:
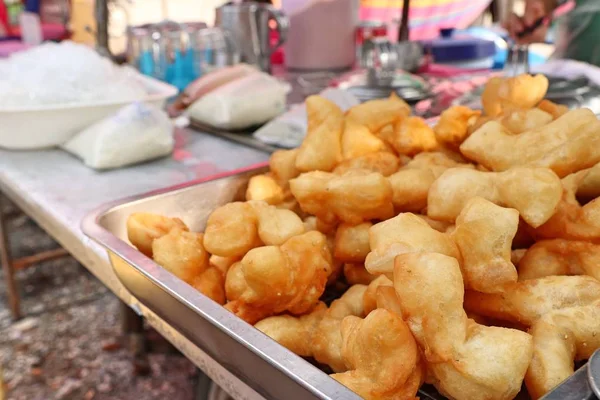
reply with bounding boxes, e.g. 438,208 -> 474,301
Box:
11,23 -> 69,41
360,0 -> 492,41
0,40 -> 31,58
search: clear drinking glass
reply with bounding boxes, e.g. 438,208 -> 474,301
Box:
190,27 -> 239,78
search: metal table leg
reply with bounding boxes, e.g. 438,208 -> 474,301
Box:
0,193 -> 69,320
121,302 -> 151,376
0,195 -> 21,320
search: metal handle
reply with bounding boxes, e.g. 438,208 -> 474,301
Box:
264,7 -> 289,55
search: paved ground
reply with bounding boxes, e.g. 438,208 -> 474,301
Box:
0,197 -> 197,400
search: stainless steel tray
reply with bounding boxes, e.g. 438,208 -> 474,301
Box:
82,164 -> 359,400
82,164 -> 599,400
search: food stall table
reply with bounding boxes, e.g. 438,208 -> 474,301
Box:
0,128 -> 269,400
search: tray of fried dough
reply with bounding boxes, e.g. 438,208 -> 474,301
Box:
83,73 -> 600,400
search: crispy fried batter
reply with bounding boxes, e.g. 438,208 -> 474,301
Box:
518,239 -> 600,281
481,74 -> 548,117
434,105 -> 481,149
334,223 -> 372,263
427,167 -> 562,228
365,213 -> 460,276
463,276 -> 600,326
460,109 -> 600,177
526,301 -> 600,399
296,96 -> 344,172
127,213 -> 188,257
245,174 -> 285,205
394,252 -> 533,400
451,197 -> 519,293
331,309 -> 423,400
224,231 -> 333,324
290,170 -> 394,225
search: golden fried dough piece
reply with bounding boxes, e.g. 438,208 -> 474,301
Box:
296,96 -> 343,172
578,161 -> 600,201
388,167 -> 437,213
416,215 -> 454,233
346,92 -> 411,133
269,149 -> 300,188
365,213 -> 460,276
537,99 -> 569,120
363,275 -> 393,315
394,252 -> 533,400
427,167 -> 562,227
152,228 -> 209,284
525,301 -> 600,399
499,107 -> 553,134
312,284 -> 368,371
224,231 -> 332,324
333,152 -> 400,177
511,249 -> 527,266
245,174 -> 285,205
535,169 -> 600,241
389,116 -> 438,156
334,223 -> 372,263
518,239 -> 600,281
463,276 -> 600,326
343,263 -> 378,285
255,285 -> 368,372
127,213 -> 188,257
331,309 -> 423,400
388,152 -> 473,212
191,267 -> 226,305
203,202 -> 260,258
341,119 -> 386,159
434,105 -> 481,149
451,197 -> 519,293
290,171 -> 394,225
481,74 -> 548,117
254,302 -> 327,357
209,254 -> 239,276
460,109 -> 600,177
249,201 -> 305,246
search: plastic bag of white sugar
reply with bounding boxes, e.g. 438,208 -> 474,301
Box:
62,102 -> 174,170
186,72 -> 290,130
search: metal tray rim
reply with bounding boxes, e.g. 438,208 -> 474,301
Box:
80,162 -> 361,400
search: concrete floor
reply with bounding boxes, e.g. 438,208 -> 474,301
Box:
0,198 -> 197,400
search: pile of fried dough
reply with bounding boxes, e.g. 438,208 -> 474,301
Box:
126,73 -> 600,400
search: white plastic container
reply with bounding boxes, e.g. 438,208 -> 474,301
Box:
0,74 -> 177,150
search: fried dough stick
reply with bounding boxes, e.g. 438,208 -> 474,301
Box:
364,213 -> 460,277
224,231 -> 333,324
434,105 -> 481,149
518,239 -> 600,281
460,109 -> 600,177
255,284 -> 367,372
388,152 -> 473,213
427,166 -> 562,228
363,275 -> 393,315
331,309 -> 423,400
290,170 -> 394,225
451,197 -> 519,293
525,301 -> 600,399
127,212 -> 188,257
464,276 -> 600,326
534,168 -> 600,241
394,252 -> 533,400
295,96 -> 343,172
152,228 -> 226,304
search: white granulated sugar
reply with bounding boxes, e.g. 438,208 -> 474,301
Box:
0,41 -> 147,108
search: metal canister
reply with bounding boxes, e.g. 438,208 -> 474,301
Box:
356,20 -> 388,48
356,20 -> 388,65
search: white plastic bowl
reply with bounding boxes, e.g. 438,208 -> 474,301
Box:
0,74 -> 178,150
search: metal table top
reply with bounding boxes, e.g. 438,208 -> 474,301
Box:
0,128 -> 269,400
